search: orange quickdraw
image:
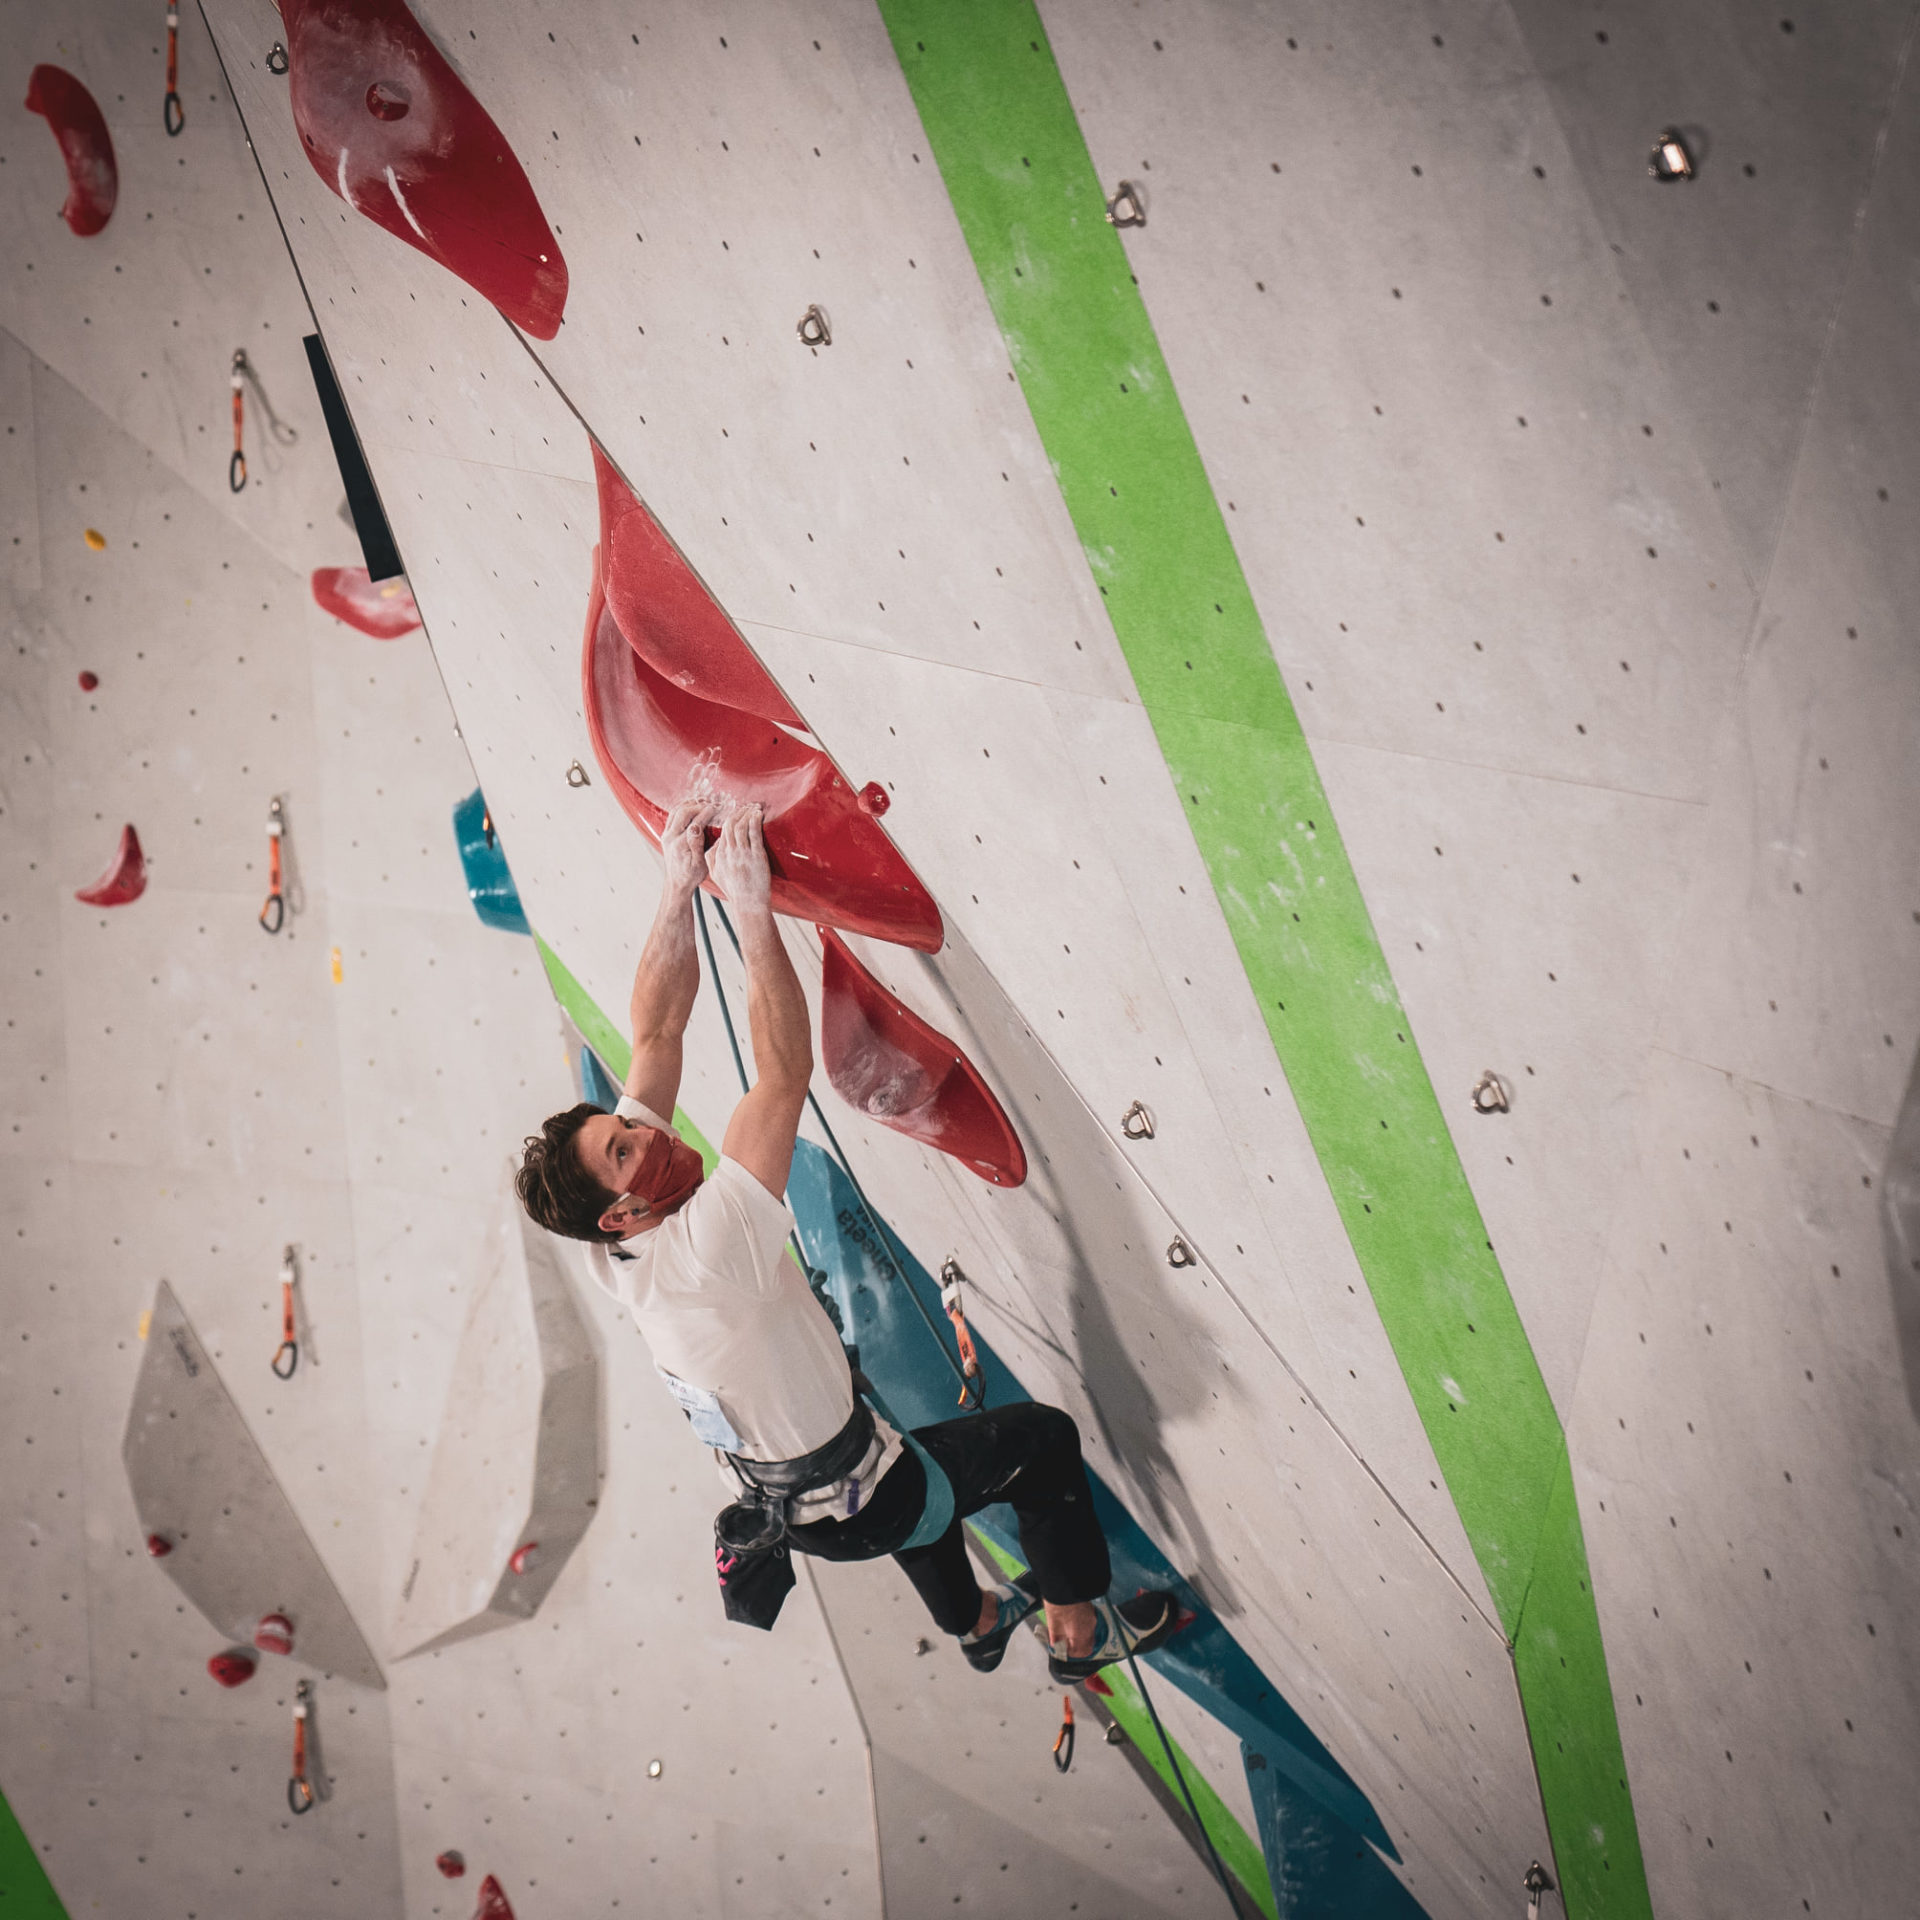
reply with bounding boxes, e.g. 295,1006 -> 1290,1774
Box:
938,1259 -> 985,1410
259,796 -> 285,933
288,1679 -> 315,1813
164,4 -> 184,135
271,1246 -> 298,1378
229,350 -> 247,492
1052,1695 -> 1075,1773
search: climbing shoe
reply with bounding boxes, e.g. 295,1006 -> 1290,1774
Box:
1046,1590 -> 1181,1686
960,1584 -> 1040,1673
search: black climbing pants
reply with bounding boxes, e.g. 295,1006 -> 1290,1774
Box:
787,1400 -> 1111,1636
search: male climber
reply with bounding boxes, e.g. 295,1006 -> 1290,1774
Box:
515,798 -> 1177,1679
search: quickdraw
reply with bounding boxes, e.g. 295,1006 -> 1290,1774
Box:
288,1679 -> 316,1813
229,349 -> 247,492
271,1245 -> 299,1378
938,1259 -> 985,1410
163,3 -> 184,136
259,796 -> 285,933
1052,1694 -> 1075,1773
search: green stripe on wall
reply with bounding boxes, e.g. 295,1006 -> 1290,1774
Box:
876,8 -> 1648,1915
0,1782 -> 66,1917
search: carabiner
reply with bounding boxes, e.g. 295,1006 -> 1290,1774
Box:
164,4 -> 184,135
259,796 -> 285,934
288,1679 -> 316,1812
229,350 -> 247,493
939,1259 -> 987,1410
270,1246 -> 299,1378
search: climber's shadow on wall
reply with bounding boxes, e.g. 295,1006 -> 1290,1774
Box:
907,933 -> 1252,1617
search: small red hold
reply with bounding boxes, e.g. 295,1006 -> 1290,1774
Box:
144,1533 -> 172,1558
310,565 -> 421,638
24,66 -> 117,236
75,824 -> 147,907
856,782 -> 890,818
207,1649 -> 257,1688
435,1850 -> 466,1879
254,1612 -> 295,1656
473,1874 -> 516,1920
508,1542 -> 539,1576
1083,1673 -> 1113,1698
78,670 -> 99,692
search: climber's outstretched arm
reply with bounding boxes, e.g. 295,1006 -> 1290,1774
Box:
623,799 -> 717,1120
710,805 -> 811,1200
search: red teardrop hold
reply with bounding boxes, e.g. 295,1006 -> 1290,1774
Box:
208,1649 -> 257,1688
473,1874 -> 516,1920
584,559 -> 943,953
435,1850 -> 466,1879
818,929 -> 1027,1187
507,1542 -> 538,1576
144,1533 -> 172,1558
591,442 -> 803,727
254,1612 -> 296,1656
24,66 -> 117,237
75,824 -> 146,907
857,782 -> 890,817
78,670 -> 99,691
281,0 -> 566,337
311,565 -> 421,638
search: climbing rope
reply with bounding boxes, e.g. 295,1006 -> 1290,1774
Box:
694,892 -> 973,1399
163,3 -> 184,135
1052,1693 -> 1075,1772
287,1680 -> 315,1813
1116,1624 -> 1249,1920
259,796 -> 285,933
270,1246 -> 298,1378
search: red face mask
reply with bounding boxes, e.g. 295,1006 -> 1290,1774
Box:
618,1124 -> 705,1226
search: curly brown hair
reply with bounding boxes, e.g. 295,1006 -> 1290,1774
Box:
516,1102 -> 622,1243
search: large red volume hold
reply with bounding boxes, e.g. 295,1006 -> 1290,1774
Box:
311,565 -> 421,638
25,67 -> 117,236
818,929 -> 1026,1187
584,563 -> 943,953
591,443 -> 802,727
75,824 -> 147,906
281,0 -> 567,338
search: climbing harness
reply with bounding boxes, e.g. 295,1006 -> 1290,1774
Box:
163,3 -> 184,136
938,1258 -> 986,1410
270,1245 -> 298,1378
259,796 -> 286,933
288,1679 -> 316,1813
1052,1694 -> 1075,1772
230,350 -> 247,492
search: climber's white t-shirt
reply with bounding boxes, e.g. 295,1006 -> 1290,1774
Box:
579,1098 -> 900,1519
